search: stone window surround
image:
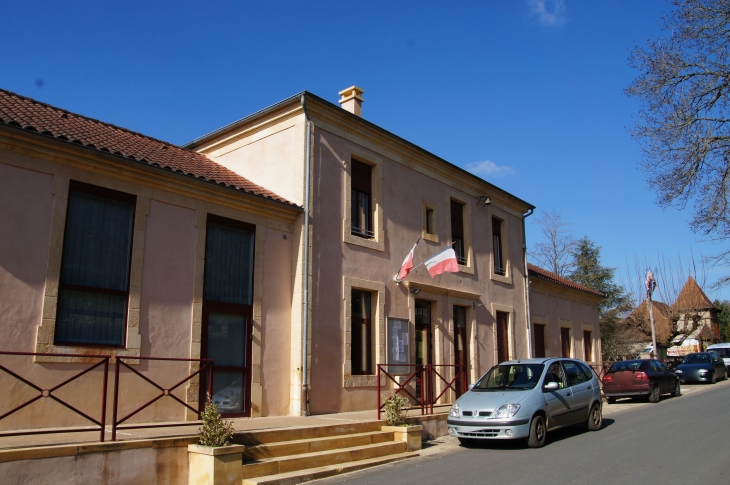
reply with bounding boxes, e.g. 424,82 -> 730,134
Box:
343,144 -> 384,252
343,276 -> 385,388
491,303 -> 516,363
421,200 -> 439,243
489,208 -> 512,285
443,189 -> 473,275
36,175 -> 146,363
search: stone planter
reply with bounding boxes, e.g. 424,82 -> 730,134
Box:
381,425 -> 423,452
188,444 -> 246,485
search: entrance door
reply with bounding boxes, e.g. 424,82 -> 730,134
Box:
453,306 -> 468,397
201,216 -> 255,417
534,324 -> 546,358
415,300 -> 433,401
496,311 -> 509,363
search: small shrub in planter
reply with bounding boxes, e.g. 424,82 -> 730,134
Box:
197,393 -> 234,447
383,392 -> 410,427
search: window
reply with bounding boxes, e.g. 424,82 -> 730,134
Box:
496,311 -> 509,363
426,208 -> 435,235
583,330 -> 592,361
560,328 -> 571,358
350,159 -> 373,238
492,217 -> 505,275
534,324 -> 546,358
451,200 -> 466,265
543,362 -> 566,389
351,289 -> 372,375
562,361 -> 588,386
55,181 -> 136,347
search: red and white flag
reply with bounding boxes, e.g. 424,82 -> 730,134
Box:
395,238 -> 420,282
424,246 -> 459,278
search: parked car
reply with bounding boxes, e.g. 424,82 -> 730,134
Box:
602,359 -> 680,404
705,343 -> 730,372
446,358 -> 602,448
675,352 -> 728,384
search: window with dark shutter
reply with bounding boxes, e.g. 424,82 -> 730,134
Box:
534,324 -> 546,358
492,218 -> 505,275
583,331 -> 592,362
351,160 -> 373,238
55,181 -> 136,347
450,200 -> 466,265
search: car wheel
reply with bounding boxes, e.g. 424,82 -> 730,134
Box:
586,403 -> 602,431
648,384 -> 660,403
711,372 -> 716,384
606,397 -> 616,404
670,380 -> 681,397
527,415 -> 546,448
457,437 -> 477,447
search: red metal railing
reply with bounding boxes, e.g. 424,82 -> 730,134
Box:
111,356 -> 213,441
377,364 -> 467,419
0,351 -> 109,442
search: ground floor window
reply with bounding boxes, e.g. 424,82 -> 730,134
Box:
583,330 -> 592,362
534,323 -> 546,358
351,289 -> 372,375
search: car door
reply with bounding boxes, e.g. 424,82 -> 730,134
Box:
651,360 -> 670,393
711,352 -> 725,378
543,361 -> 573,429
562,360 -> 592,423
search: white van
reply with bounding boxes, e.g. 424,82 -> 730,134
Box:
706,343 -> 730,370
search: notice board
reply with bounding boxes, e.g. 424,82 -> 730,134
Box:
386,317 -> 410,375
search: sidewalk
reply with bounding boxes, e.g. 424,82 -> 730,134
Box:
0,409 -> 382,451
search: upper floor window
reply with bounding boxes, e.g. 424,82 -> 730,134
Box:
450,200 -> 466,265
426,208 -> 435,235
492,217 -> 505,275
55,181 -> 136,347
350,159 -> 373,239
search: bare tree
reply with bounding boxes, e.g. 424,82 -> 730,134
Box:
627,0 -> 730,287
622,252 -> 714,346
530,210 -> 577,277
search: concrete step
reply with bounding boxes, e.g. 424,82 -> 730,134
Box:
233,421 -> 384,446
243,430 -> 395,460
242,451 -> 417,485
241,441 -> 408,479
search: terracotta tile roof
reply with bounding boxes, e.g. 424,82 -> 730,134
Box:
527,263 -> 604,297
0,88 -> 297,207
672,276 -> 719,311
627,299 -> 673,343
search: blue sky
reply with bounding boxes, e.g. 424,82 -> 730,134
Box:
3,0 -> 726,301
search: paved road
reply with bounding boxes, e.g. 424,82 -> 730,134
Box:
317,380 -> 730,485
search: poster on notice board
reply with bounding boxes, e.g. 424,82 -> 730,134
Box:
386,317 -> 410,375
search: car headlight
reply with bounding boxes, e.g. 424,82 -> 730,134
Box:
700,369 -> 708,374
449,403 -> 460,418
492,404 -> 521,419
675,369 -> 682,373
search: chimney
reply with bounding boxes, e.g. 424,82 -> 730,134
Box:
338,86 -> 364,116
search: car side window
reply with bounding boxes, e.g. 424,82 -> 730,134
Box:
711,352 -> 720,362
544,362 -> 566,389
654,360 -> 668,372
562,361 -> 587,386
578,362 -> 595,381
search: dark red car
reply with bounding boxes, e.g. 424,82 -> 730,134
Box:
602,359 -> 680,404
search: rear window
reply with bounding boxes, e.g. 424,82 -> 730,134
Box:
712,348 -> 730,358
609,361 -> 643,371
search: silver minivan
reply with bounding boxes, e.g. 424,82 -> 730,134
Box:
447,358 -> 603,448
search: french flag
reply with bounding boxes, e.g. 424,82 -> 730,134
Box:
424,247 -> 460,277
396,238 -> 420,282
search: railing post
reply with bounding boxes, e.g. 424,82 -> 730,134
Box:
100,357 -> 108,442
377,365 -> 381,421
111,356 -> 121,441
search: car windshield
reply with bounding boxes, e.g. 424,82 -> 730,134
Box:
609,361 -> 643,371
683,354 -> 710,364
473,364 -> 545,391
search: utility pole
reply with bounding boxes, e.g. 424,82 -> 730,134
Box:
646,270 -> 658,359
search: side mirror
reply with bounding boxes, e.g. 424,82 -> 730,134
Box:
468,383 -> 474,390
544,381 -> 559,391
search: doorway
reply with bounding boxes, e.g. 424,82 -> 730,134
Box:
560,327 -> 571,358
453,306 -> 468,397
201,215 -> 255,417
415,300 -> 433,401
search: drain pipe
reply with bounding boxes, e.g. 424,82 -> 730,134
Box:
522,208 -> 534,358
301,94 -> 312,416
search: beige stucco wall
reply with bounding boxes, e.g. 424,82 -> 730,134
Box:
0,124 -> 298,430
529,279 -> 602,367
